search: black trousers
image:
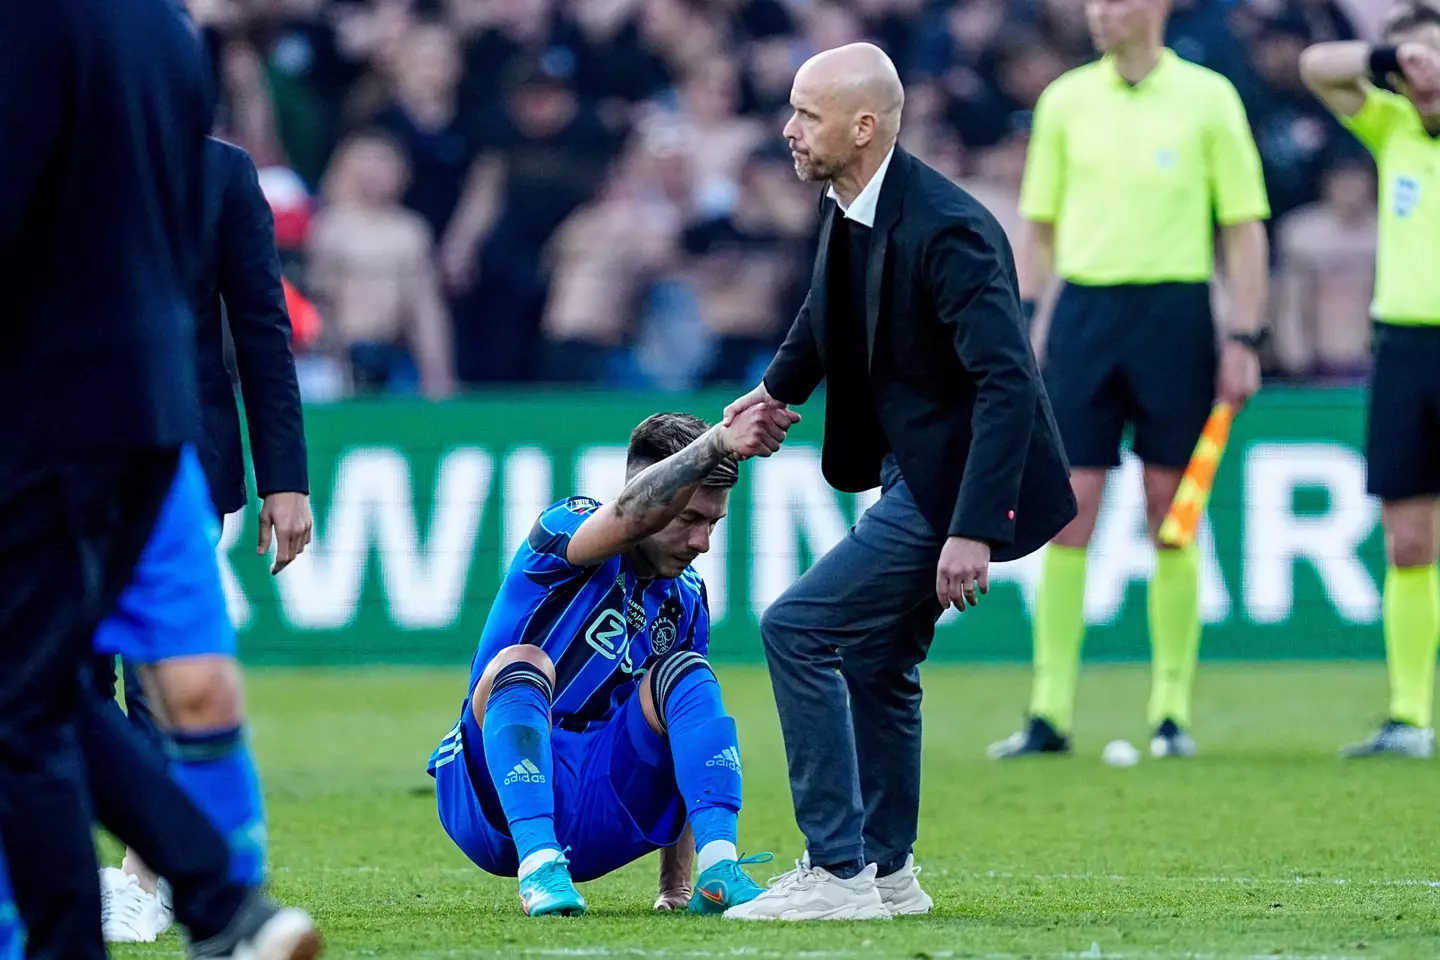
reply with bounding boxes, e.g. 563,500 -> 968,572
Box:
0,450 -> 241,958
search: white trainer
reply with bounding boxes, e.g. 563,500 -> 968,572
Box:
156,878 -> 174,938
100,867 -> 166,943
724,859 -> 889,921
876,855 -> 933,916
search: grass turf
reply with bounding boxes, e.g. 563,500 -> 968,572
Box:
106,662 -> 1440,959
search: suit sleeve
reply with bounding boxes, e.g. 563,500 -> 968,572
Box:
218,147 -> 310,498
0,6 -> 68,256
926,225 -> 1039,545
761,292 -> 825,405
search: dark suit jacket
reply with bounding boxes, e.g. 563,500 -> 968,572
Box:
763,147 -> 1076,562
0,0 -> 212,468
195,138 -> 308,516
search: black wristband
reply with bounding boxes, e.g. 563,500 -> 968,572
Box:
1369,45 -> 1403,91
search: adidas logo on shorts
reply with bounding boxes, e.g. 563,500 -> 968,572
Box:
504,759 -> 546,785
705,747 -> 742,773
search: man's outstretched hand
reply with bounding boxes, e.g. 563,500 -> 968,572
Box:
723,382 -> 780,427
717,398 -> 800,461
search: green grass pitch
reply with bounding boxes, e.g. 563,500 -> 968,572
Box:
105,663 -> 1440,959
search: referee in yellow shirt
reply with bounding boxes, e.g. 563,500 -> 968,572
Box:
990,0 -> 1271,760
1303,1 -> 1440,760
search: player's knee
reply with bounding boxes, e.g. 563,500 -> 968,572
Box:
1383,501 -> 1440,568
152,656 -> 244,730
1055,469 -> 1106,548
645,649 -> 715,735
1388,528 -> 1438,568
473,649 -> 555,726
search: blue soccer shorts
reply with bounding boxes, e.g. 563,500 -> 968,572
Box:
433,687 -> 686,883
92,445 -> 235,664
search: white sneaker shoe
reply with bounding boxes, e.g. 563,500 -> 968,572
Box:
876,855 -> 933,916
100,867 -> 166,943
156,878 -> 174,938
723,859 -> 889,921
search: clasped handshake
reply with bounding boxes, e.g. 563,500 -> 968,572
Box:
716,382 -> 801,461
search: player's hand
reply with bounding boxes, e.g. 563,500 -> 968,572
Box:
717,402 -> 800,460
259,492 -> 314,575
1398,42 -> 1440,93
937,536 -> 990,612
722,381 -> 776,427
1217,340 -> 1260,411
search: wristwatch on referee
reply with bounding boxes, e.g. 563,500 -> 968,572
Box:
1226,328 -> 1271,352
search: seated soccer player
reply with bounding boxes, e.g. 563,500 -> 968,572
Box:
428,407 -> 797,916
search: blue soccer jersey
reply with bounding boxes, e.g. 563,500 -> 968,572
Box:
429,496 -> 710,774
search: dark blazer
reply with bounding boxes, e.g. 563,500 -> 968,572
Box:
0,0 -> 212,467
763,147 -> 1076,562
194,138 -> 308,516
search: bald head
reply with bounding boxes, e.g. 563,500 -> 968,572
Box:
784,43 -> 903,186
795,43 -> 904,142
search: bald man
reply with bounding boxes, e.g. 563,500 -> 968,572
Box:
722,44 -> 1075,921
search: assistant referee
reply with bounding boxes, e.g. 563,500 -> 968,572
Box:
1302,1 -> 1440,760
990,0 -> 1271,760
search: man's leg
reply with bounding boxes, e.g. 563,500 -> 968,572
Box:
998,469 -> 1107,756
0,452 -> 176,960
832,469 -> 943,883
1141,465 -> 1202,754
733,461 -> 941,921
996,281 -> 1129,758
471,644 -> 582,916
1129,281 -> 1215,758
1344,499 -> 1440,758
1344,323 -> 1440,758
635,651 -> 764,914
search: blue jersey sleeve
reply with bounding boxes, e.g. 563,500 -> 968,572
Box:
518,497 -> 604,584
687,580 -> 712,658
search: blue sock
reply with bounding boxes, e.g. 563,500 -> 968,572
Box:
657,658 -> 740,855
481,667 -> 559,865
169,726 -> 268,887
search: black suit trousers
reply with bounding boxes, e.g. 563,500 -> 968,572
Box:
0,450 -> 177,958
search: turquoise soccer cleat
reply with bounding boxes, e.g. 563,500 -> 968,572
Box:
689,853 -> 773,915
519,857 -> 587,917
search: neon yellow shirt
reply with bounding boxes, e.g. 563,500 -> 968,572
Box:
1339,88 -> 1440,326
1020,50 -> 1270,286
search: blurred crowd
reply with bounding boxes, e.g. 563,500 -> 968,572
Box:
195,0 -> 1386,399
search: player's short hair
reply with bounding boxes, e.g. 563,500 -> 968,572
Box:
627,413 -> 739,488
1384,1 -> 1440,40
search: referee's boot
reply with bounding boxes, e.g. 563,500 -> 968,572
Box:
1149,719 -> 1197,759
1340,720 -> 1436,759
987,716 -> 1070,759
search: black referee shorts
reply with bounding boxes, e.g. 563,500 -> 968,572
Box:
1366,321 -> 1440,502
1043,281 -> 1216,471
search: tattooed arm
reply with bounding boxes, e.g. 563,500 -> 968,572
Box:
564,405 -> 798,568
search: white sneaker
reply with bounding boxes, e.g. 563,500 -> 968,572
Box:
156,878 -> 174,937
724,859 -> 889,921
100,867 -> 166,943
876,855 -> 933,916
